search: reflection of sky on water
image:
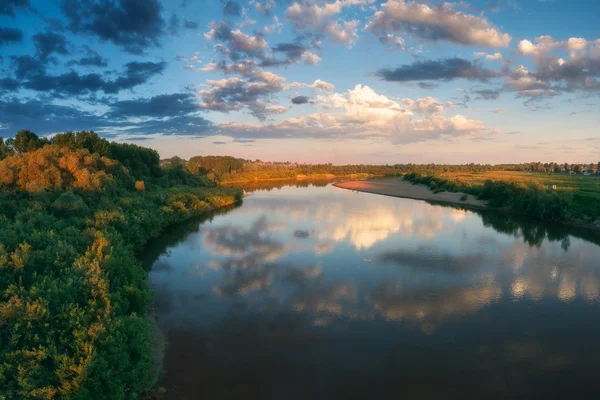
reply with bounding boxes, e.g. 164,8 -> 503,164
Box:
147,184 -> 600,398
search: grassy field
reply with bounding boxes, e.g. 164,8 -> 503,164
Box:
435,170 -> 600,219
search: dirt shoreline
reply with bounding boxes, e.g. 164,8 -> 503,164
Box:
333,179 -> 488,210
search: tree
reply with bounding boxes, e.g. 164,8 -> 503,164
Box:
135,180 -> 146,192
0,137 -> 13,160
12,129 -> 48,153
573,165 -> 582,174
51,131 -> 77,149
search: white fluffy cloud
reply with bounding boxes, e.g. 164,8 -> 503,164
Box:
290,79 -> 336,91
285,1 -> 361,45
366,0 -> 512,48
218,84 -> 486,142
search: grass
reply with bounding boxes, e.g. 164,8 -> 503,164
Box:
435,170 -> 600,220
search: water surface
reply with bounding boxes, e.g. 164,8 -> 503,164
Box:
144,183 -> 600,399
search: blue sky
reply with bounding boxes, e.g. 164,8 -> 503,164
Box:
0,0 -> 598,163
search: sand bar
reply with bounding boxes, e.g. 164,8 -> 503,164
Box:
333,179 -> 488,209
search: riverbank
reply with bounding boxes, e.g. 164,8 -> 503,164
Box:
334,179 -> 487,209
334,179 -> 600,232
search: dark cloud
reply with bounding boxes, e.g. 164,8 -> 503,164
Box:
0,98 -> 105,134
108,93 -> 201,119
474,89 -> 501,100
32,31 -> 70,59
223,1 -> 241,16
117,114 -> 213,136
233,138 -> 256,143
67,46 -> 109,67
62,0 -> 165,54
213,141 -> 227,145
268,42 -> 308,66
291,95 -> 310,105
293,230 -> 310,238
376,58 -> 498,82
12,59 -> 166,96
0,78 -> 21,91
417,82 -> 440,89
0,0 -> 30,17
0,93 -> 213,137
0,27 -> 23,45
11,55 -> 43,79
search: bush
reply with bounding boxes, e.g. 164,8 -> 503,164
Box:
135,181 -> 145,192
51,192 -> 89,217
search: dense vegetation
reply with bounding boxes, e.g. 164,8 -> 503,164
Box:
403,172 -> 579,222
0,131 -> 241,399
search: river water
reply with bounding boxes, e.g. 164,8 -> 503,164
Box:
142,182 -> 600,399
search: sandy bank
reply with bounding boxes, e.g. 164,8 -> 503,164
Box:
334,179 -> 487,209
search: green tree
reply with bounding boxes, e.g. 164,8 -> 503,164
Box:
12,129 -> 48,153
0,137 -> 13,160
573,164 -> 582,174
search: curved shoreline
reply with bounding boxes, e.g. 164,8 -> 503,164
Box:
333,179 -> 488,210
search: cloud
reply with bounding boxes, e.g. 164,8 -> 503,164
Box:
285,1 -> 359,46
376,58 -> 498,82
213,140 -> 228,144
0,78 -> 21,92
0,98 -> 105,134
67,46 -> 109,67
475,52 -> 503,61
62,0 -> 166,54
254,0 -> 276,16
474,89 -> 501,100
263,16 -> 283,34
291,95 -> 310,105
0,0 -> 30,17
0,93 -> 213,137
199,74 -> 289,121
219,84 -> 487,142
32,31 -> 70,59
269,42 -> 312,65
223,1 -> 241,16
204,21 -> 268,57
290,79 -> 335,91
514,36 -> 600,93
366,0 -> 511,48
12,59 -> 167,96
0,27 -> 23,45
107,93 -> 201,119
402,97 -> 452,115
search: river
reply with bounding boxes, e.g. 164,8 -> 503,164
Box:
141,182 -> 600,399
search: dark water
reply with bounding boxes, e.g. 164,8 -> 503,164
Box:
143,183 -> 600,399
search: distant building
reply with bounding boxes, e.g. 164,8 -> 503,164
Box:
548,184 -> 557,190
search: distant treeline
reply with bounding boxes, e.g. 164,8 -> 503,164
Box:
0,130 -> 241,399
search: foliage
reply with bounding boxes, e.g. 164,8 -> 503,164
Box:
135,181 -> 145,192
0,135 -> 242,399
403,172 -> 575,222
12,130 -> 49,154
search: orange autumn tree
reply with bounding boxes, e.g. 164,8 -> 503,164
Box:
0,145 -> 123,192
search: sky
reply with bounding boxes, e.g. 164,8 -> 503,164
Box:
0,0 -> 599,164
